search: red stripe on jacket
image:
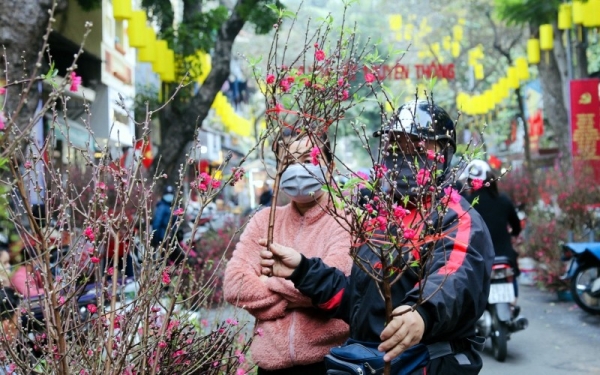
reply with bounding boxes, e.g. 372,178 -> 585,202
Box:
437,202 -> 472,275
318,289 -> 345,310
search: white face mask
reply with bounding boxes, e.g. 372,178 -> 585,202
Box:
280,164 -> 327,203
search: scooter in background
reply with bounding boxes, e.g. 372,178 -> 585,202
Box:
562,242 -> 600,315
476,256 -> 529,362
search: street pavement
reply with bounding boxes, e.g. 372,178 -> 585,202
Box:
481,285 -> 600,374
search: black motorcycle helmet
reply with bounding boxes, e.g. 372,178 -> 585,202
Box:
374,100 -> 456,172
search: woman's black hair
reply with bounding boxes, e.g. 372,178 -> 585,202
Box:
0,287 -> 19,320
272,126 -> 333,165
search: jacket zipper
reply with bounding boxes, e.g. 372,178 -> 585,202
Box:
288,215 -> 305,365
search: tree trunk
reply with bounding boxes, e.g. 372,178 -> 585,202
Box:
575,27 -> 589,79
0,0 -> 67,129
538,48 -> 570,154
154,0 -> 257,187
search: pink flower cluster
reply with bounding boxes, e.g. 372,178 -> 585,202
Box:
70,71 -> 82,92
310,146 -> 321,166
191,172 -> 221,192
230,167 -> 245,186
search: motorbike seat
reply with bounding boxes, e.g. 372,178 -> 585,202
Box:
493,256 -> 511,265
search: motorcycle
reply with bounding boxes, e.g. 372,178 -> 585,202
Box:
476,256 -> 529,362
562,242 -> 600,315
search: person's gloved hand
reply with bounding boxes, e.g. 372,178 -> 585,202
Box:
378,305 -> 425,362
258,239 -> 302,278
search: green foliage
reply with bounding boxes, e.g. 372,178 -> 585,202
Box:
241,0 -> 285,35
134,83 -> 161,122
493,0 -> 561,27
162,6 -> 229,55
141,0 -> 174,34
143,0 -> 281,51
76,0 -> 102,11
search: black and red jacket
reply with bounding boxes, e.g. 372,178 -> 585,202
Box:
288,197 -> 494,344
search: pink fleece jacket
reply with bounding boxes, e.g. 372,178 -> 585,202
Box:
224,203 -> 352,370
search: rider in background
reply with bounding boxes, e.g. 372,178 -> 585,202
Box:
465,160 -> 522,307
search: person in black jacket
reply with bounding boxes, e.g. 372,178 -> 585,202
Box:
464,160 -> 522,304
258,100 -> 494,374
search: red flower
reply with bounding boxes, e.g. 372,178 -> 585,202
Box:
70,71 -> 82,92
403,228 -> 416,240
173,208 -> 184,216
471,178 -> 484,191
87,304 -> 97,314
393,206 -> 409,221
0,87 -> 5,95
211,180 -> 221,189
161,270 -> 171,285
426,150 -> 436,161
286,76 -> 295,83
341,90 -> 349,101
90,257 -> 100,264
266,74 -> 275,84
416,169 -> 431,186
315,49 -> 326,61
84,227 -> 95,241
279,79 -> 290,92
303,79 -> 311,87
310,146 -> 321,166
374,164 -> 388,179
443,187 -> 461,203
365,73 -> 375,84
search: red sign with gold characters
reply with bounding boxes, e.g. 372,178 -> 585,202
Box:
570,78 -> 600,179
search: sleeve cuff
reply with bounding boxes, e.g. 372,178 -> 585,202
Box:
287,254 -> 309,283
415,304 -> 431,336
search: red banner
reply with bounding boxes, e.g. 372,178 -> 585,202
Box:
570,79 -> 600,180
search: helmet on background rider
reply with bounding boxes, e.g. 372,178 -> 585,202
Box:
162,185 -> 175,203
374,100 -> 457,173
465,159 -> 492,181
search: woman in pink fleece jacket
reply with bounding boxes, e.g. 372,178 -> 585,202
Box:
224,132 -> 352,374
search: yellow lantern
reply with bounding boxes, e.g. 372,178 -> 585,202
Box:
113,0 -> 132,21
389,14 -> 402,31
161,49 -> 175,83
197,52 -> 212,84
404,24 -> 414,41
507,67 -> 519,89
475,95 -> 486,115
491,83 -> 501,104
456,92 -> 468,109
558,3 -> 573,30
138,28 -> 156,63
573,0 -> 584,25
128,11 -> 147,48
527,38 -> 540,64
498,78 -> 509,99
451,41 -> 460,58
453,25 -> 463,42
474,63 -> 484,80
582,0 -> 600,28
443,36 -> 452,51
152,40 -> 168,75
539,24 -> 553,50
515,57 -> 530,81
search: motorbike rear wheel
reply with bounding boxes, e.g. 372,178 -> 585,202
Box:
571,265 -> 600,315
491,313 -> 508,362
